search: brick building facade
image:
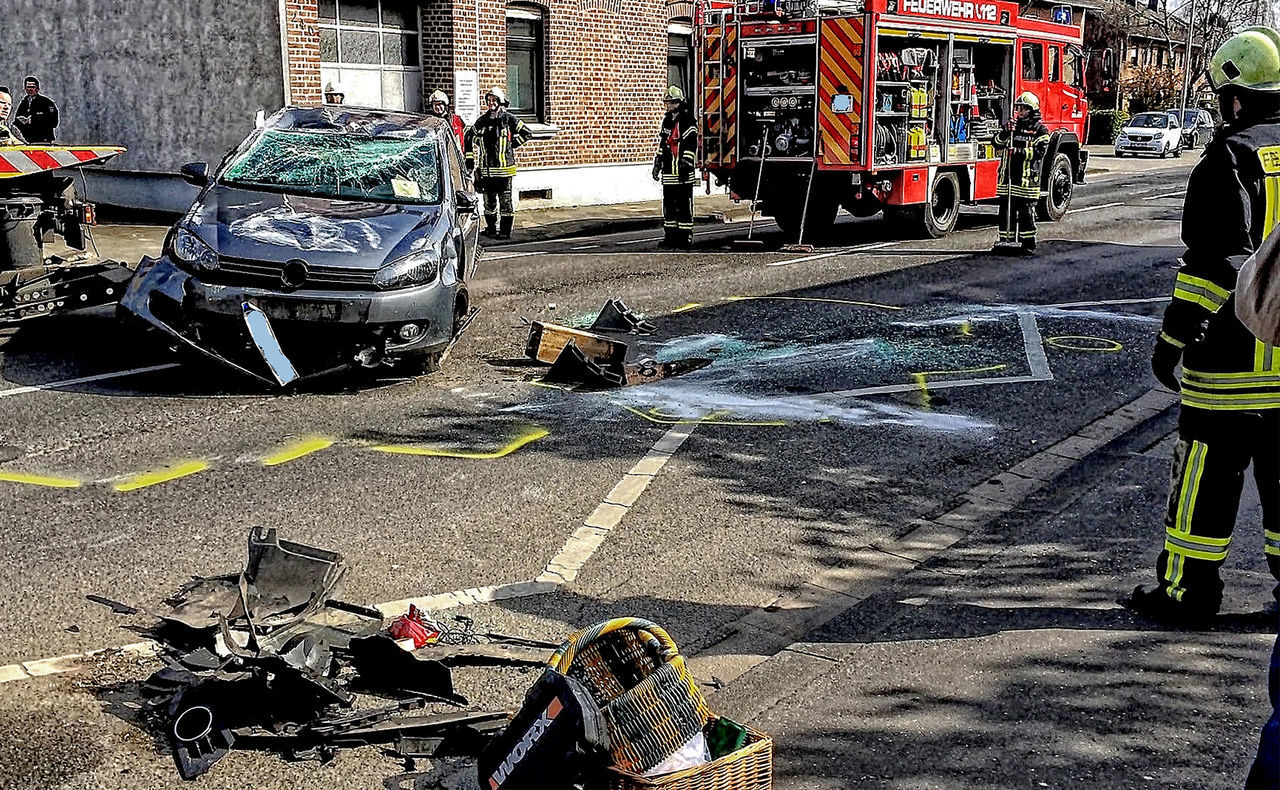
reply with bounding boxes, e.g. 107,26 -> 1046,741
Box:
283,0 -> 692,207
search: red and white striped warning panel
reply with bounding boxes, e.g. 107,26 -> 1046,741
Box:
0,145 -> 125,178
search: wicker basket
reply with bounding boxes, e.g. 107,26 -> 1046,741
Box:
551,618 -> 713,775
604,718 -> 773,790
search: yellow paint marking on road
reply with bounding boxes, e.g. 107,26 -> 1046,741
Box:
621,405 -> 787,427
911,364 -> 1008,409
959,320 -> 973,337
725,295 -> 903,311
1044,335 -> 1124,352
671,302 -> 703,313
0,471 -> 81,488
113,460 -> 210,492
372,426 -> 549,459
262,437 -> 336,466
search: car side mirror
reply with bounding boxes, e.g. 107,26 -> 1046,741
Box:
179,162 -> 210,187
455,190 -> 478,213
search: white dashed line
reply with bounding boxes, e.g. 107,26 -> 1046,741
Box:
766,241 -> 898,267
0,363 -> 181,399
1071,201 -> 1125,214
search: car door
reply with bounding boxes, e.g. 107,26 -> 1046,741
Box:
447,135 -> 480,278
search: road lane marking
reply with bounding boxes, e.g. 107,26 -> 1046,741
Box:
371,426 -> 549,459
113,460 -> 210,492
726,295 -> 902,311
261,437 -> 336,466
0,363 -> 181,399
1047,296 -> 1169,309
1151,189 -> 1187,200
1072,201 -> 1125,213
0,471 -> 80,488
570,244 -> 600,250
622,405 -> 787,427
483,251 -> 546,261
671,302 -> 702,313
765,241 -> 897,267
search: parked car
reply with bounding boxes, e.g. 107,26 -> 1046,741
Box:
1114,111 -> 1183,158
121,105 -> 480,386
1165,108 -> 1216,148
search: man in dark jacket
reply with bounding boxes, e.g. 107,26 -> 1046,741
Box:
464,87 -> 532,240
991,91 -> 1049,256
652,86 -> 699,249
13,76 -> 57,144
1126,26 -> 1280,627
0,89 -> 25,144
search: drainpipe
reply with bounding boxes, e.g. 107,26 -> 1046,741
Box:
279,0 -> 293,104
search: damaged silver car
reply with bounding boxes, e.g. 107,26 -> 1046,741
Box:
121,106 -> 480,385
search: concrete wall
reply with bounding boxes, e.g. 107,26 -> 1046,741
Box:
1,0 -> 285,176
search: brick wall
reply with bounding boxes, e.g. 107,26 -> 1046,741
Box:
283,0 -> 672,170
284,0 -> 323,104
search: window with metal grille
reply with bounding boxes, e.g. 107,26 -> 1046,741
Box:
318,0 -> 423,111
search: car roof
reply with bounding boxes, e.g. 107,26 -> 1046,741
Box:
264,105 -> 448,139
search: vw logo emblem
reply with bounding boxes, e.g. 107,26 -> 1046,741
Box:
281,259 -> 309,289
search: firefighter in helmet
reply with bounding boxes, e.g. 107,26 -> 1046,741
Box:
1126,26 -> 1280,625
464,87 -> 532,240
652,86 -> 699,248
428,89 -> 466,143
991,91 -> 1050,255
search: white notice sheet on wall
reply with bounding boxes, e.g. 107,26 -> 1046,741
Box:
455,71 -> 480,124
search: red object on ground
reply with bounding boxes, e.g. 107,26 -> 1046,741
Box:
388,604 -> 441,648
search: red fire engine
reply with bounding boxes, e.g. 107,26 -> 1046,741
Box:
696,0 -> 1090,238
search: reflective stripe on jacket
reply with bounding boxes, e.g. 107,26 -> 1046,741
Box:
1166,115 -> 1280,410
994,113 -> 1050,199
464,109 -> 532,179
655,106 -> 698,186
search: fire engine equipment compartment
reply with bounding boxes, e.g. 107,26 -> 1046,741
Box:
741,35 -> 818,158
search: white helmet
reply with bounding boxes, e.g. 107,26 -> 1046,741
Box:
429,89 -> 450,105
486,87 -> 508,106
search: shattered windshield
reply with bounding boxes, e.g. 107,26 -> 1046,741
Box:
221,129 -> 441,204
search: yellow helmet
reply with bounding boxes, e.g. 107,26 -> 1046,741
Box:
1014,91 -> 1040,110
664,86 -> 685,102
1209,26 -> 1280,92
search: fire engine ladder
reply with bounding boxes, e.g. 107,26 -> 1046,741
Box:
698,3 -> 731,168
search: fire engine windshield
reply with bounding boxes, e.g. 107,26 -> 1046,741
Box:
742,42 -> 817,90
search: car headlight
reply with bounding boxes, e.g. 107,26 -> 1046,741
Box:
171,226 -> 219,272
373,247 -> 440,290
1152,131 -> 1164,139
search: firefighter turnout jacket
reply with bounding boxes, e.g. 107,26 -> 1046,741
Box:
655,106 -> 698,186
993,112 -> 1050,199
464,109 -> 532,179
1162,113 -> 1280,412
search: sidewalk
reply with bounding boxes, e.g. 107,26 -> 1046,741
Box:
708,393 -> 1276,789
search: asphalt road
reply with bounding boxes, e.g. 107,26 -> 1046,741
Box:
2,152 -> 1271,790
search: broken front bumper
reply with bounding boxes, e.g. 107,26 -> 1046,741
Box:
121,255 -> 457,383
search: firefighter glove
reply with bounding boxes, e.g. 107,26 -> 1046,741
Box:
651,155 -> 662,182
1151,336 -> 1183,392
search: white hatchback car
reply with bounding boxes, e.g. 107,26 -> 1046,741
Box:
1114,111 -> 1183,158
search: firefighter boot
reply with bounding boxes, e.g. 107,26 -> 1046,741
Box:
482,215 -> 498,238
1019,240 -> 1037,256
1124,584 -> 1218,628
496,216 -> 514,241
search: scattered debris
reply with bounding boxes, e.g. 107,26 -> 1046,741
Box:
88,527 -> 511,780
589,298 -> 655,335
520,301 -> 708,391
525,321 -> 628,367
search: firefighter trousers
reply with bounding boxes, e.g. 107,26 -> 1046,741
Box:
479,176 -> 514,226
997,196 -> 1037,247
1151,407 -> 1280,613
662,184 -> 694,246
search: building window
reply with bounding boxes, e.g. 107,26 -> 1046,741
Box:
1021,42 -> 1043,81
507,6 -> 545,120
668,23 -> 694,101
318,0 -> 422,111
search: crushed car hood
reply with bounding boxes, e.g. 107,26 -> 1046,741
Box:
188,185 -> 440,270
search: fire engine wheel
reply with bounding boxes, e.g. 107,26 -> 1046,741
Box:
1037,153 -> 1074,223
770,193 -> 840,240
